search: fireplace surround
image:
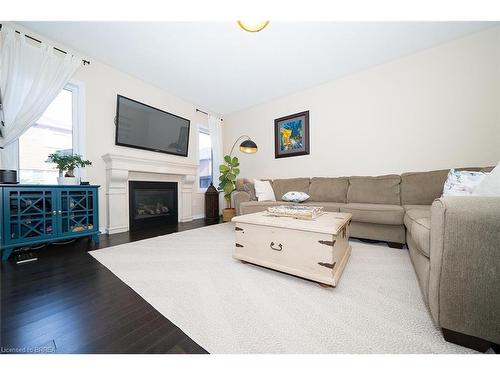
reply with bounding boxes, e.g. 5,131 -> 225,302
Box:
102,153 -> 197,234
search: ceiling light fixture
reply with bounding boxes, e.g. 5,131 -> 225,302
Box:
237,20 -> 270,33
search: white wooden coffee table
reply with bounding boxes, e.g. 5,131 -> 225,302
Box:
232,211 -> 352,287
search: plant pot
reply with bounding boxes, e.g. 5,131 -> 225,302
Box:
57,177 -> 80,185
222,208 -> 236,222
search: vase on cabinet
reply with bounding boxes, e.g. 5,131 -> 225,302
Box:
57,177 -> 80,185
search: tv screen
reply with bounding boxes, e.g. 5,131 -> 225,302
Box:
115,95 -> 190,157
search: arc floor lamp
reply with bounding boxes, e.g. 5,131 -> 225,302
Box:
217,135 -> 258,222
229,135 -> 258,156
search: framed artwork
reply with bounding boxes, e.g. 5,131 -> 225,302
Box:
274,111 -> 310,158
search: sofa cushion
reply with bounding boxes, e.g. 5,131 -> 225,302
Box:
408,217 -> 431,258
401,169 -> 450,205
340,203 -> 404,225
456,166 -> 494,173
479,166 -> 495,173
302,201 -> 345,212
272,178 -> 310,201
403,205 -> 431,232
235,178 -> 257,201
309,177 -> 348,203
403,204 -> 432,211
347,175 -> 401,205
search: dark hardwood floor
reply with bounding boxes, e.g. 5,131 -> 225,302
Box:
1,218 -> 221,354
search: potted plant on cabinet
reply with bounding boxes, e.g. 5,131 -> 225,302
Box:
47,153 -> 92,185
218,155 -> 240,222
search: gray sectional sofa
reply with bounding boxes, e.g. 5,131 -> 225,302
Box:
233,167 -> 500,351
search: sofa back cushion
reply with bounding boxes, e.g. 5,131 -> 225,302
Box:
309,177 -> 349,202
272,178 -> 310,201
401,169 -> 449,205
347,175 -> 401,205
456,166 -> 494,173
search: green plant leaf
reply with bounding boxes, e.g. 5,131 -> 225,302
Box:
224,155 -> 232,163
223,183 -> 234,195
232,168 -> 240,176
226,173 -> 236,181
219,164 -> 229,172
231,156 -> 239,166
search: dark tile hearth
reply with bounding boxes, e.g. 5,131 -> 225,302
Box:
1,218 -> 221,354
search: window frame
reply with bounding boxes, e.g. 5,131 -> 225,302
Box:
17,79 -> 86,183
197,124 -> 213,193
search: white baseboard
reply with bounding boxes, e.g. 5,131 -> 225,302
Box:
192,213 -> 205,220
105,226 -> 129,234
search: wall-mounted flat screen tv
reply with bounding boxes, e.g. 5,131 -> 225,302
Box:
115,95 -> 190,157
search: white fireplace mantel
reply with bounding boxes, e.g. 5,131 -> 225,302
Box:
102,153 -> 198,234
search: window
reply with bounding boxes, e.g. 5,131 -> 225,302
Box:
19,84 -> 80,184
198,128 -> 212,189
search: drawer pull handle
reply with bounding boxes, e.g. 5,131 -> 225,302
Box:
318,240 -> 335,247
270,242 -> 283,251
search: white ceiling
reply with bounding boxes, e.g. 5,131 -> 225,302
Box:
19,22 -> 499,115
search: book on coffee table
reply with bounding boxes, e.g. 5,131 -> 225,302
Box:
267,205 -> 324,220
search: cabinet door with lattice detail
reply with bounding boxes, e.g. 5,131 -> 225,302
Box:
58,188 -> 97,237
3,187 -> 57,245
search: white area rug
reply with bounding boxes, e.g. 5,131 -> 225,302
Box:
90,223 -> 474,354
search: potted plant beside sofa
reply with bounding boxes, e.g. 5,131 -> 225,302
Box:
47,153 -> 92,185
219,155 -> 240,222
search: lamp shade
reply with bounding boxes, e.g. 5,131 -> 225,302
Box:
239,139 -> 258,154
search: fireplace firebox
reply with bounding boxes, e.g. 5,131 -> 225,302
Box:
129,181 -> 178,230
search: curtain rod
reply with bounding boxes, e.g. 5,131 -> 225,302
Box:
0,24 -> 91,66
196,108 -> 223,121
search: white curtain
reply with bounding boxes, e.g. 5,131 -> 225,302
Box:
0,24 -> 81,170
208,114 -> 223,184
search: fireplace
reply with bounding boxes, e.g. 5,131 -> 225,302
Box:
129,181 -> 178,230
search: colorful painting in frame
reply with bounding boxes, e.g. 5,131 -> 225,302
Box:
274,111 -> 310,158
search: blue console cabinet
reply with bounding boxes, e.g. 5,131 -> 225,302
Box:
1,184 -> 100,261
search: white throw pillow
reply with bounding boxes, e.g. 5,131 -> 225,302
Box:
473,162 -> 500,196
442,169 -> 488,196
282,191 -> 310,203
253,180 -> 276,202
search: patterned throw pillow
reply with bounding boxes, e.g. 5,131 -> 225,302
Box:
442,169 -> 488,196
282,191 -> 310,203
236,178 -> 257,201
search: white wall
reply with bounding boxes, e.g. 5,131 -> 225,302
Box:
224,27 -> 500,179
12,23 -> 214,228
